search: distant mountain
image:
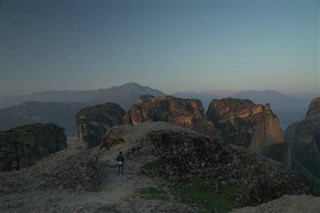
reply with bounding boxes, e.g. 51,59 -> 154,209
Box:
2,82 -> 166,110
0,83 -> 165,136
2,91 -> 96,109
86,82 -> 166,109
0,101 -> 87,136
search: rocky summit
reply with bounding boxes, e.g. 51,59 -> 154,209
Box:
206,98 -> 290,164
0,122 -> 313,212
285,96 -> 320,193
124,95 -> 217,137
101,122 -> 311,207
0,123 -> 67,171
75,103 -> 126,149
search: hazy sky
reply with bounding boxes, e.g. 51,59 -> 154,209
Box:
1,0 -> 319,95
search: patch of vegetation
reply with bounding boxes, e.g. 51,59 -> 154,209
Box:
140,160 -> 156,177
240,155 -> 253,165
136,186 -> 169,201
173,177 -> 243,213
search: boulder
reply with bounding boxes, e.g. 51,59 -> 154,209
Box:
0,123 -> 67,171
75,103 -> 126,149
285,97 -> 320,193
124,95 -> 217,137
206,98 -> 290,164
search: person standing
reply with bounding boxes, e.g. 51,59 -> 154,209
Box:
116,151 -> 124,175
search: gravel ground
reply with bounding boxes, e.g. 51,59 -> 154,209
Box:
232,194 -> 320,213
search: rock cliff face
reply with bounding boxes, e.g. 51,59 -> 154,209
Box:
285,97 -> 320,193
124,95 -> 217,137
206,98 -> 289,164
75,103 -> 126,149
0,123 -> 67,171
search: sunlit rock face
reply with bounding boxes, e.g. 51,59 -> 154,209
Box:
285,97 -> 320,193
0,123 -> 67,171
206,98 -> 290,165
75,103 -> 125,149
124,95 -> 217,137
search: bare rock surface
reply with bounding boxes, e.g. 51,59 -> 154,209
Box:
75,103 -> 125,149
285,96 -> 320,193
0,122 -> 314,212
101,122 -> 310,206
124,95 -> 217,137
0,123 -> 67,171
207,98 -> 290,164
232,194 -> 320,213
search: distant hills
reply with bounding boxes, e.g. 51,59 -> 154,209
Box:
2,82 -> 165,110
0,83 -> 165,135
0,101 -> 87,135
1,82 -> 317,135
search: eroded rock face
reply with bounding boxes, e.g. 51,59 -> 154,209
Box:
206,98 -> 289,164
124,95 -> 217,137
0,123 -> 67,171
285,97 -> 320,193
305,97 -> 320,121
75,103 -> 125,149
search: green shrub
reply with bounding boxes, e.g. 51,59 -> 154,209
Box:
140,160 -> 156,176
173,177 -> 243,213
136,186 -> 169,201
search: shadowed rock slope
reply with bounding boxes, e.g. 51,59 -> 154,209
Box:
124,95 -> 217,137
206,98 -> 290,165
0,123 -> 67,171
75,103 -> 126,149
285,97 -> 320,193
101,122 -> 311,207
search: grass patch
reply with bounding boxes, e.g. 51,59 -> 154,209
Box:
173,177 -> 243,213
136,186 -> 170,201
140,160 -> 156,176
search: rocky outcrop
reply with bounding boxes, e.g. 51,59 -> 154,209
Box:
305,97 -> 320,121
206,98 -> 289,164
285,97 -> 320,193
75,103 -> 125,149
101,122 -> 311,206
124,95 -> 217,137
0,123 -> 67,171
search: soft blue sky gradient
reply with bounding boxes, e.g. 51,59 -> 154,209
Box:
1,0 -> 319,95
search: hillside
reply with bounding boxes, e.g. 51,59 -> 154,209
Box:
0,122 -> 312,212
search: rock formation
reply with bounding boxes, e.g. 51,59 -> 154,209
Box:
206,98 -> 290,164
100,122 -> 311,206
285,97 -> 320,193
75,103 -> 126,149
0,123 -> 67,171
124,95 -> 217,137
